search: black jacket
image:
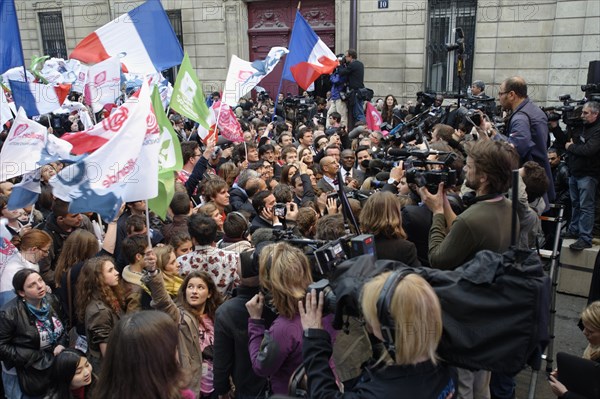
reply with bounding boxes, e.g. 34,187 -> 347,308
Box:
213,286 -> 276,397
302,329 -> 457,399
229,187 -> 257,219
0,295 -> 68,394
338,60 -> 365,90
566,118 -> 600,178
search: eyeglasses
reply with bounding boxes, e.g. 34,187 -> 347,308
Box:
38,248 -> 50,255
498,91 -> 510,96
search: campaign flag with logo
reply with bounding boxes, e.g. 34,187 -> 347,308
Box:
50,82 -> 152,221
7,169 -> 41,210
223,47 -> 288,107
84,56 -> 121,113
9,80 -> 62,117
0,0 -> 25,75
281,11 -> 338,90
0,108 -> 73,181
148,86 -> 183,219
365,102 -> 382,132
121,92 -> 161,202
70,0 -> 183,74
61,88 -> 146,155
170,53 -> 210,129
213,101 -> 244,143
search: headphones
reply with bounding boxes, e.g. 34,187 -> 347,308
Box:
228,211 -> 250,239
375,269 -> 414,357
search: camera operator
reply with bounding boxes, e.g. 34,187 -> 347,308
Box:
338,49 -> 366,129
563,101 -> 600,251
327,56 -> 349,128
419,139 -> 519,399
498,76 -> 555,203
470,80 -> 490,100
299,272 -> 457,399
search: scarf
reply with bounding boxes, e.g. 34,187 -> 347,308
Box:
162,273 -> 183,298
26,297 -> 58,345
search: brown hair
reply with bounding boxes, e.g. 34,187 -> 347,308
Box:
203,177 -> 228,201
54,230 -> 99,287
94,310 -> 188,399
76,256 -> 124,322
360,192 -> 406,239
465,139 -> 519,194
259,242 -> 313,319
176,270 -> 223,322
18,229 -> 52,251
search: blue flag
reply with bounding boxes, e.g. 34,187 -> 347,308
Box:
0,0 -> 25,74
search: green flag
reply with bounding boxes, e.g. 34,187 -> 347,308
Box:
148,86 -> 184,220
170,52 -> 210,129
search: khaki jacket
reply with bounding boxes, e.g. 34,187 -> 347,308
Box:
142,271 -> 202,396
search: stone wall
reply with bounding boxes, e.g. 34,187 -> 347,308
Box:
13,0 -> 600,106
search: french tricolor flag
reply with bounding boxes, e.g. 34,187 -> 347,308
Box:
9,80 -> 61,117
282,11 -> 339,90
70,0 -> 183,74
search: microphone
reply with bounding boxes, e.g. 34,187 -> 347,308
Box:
387,148 -> 411,157
348,125 -> 365,139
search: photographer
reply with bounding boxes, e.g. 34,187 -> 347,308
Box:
338,49 -> 365,128
299,272 -> 457,398
327,57 -> 349,128
419,139 -> 518,399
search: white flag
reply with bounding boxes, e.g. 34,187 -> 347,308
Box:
223,47 -> 288,107
0,108 -> 73,181
50,82 -> 152,221
84,56 -> 121,113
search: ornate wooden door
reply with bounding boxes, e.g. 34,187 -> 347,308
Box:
247,1 -> 335,99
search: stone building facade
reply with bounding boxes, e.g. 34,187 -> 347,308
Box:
13,0 -> 600,106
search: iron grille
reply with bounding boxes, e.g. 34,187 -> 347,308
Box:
426,0 -> 477,95
163,9 -> 183,84
39,12 -> 67,59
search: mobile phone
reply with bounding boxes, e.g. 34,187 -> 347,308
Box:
273,203 -> 286,218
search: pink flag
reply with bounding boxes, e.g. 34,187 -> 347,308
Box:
214,101 -> 243,143
365,102 -> 382,132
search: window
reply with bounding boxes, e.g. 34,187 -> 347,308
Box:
39,12 -> 67,59
163,10 -> 184,84
426,0 -> 476,94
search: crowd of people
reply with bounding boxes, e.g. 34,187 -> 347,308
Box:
0,45 -> 599,398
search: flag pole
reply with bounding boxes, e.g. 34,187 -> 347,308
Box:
272,4 -> 301,123
144,201 -> 152,248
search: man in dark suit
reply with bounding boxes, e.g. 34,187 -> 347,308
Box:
340,149 -> 364,187
317,156 -> 339,193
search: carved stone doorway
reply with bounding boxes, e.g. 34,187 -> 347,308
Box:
247,0 -> 336,99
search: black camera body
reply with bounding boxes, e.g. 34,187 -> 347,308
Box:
406,168 -> 457,194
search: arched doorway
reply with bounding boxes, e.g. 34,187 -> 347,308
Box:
247,0 -> 336,100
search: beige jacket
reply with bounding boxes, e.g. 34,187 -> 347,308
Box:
142,271 -> 202,396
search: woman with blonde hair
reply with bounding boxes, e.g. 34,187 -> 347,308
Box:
153,245 -> 183,298
359,191 -> 420,266
299,271 -> 457,398
245,242 -> 337,395
549,301 -> 600,397
197,202 -> 224,242
0,229 -> 52,306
